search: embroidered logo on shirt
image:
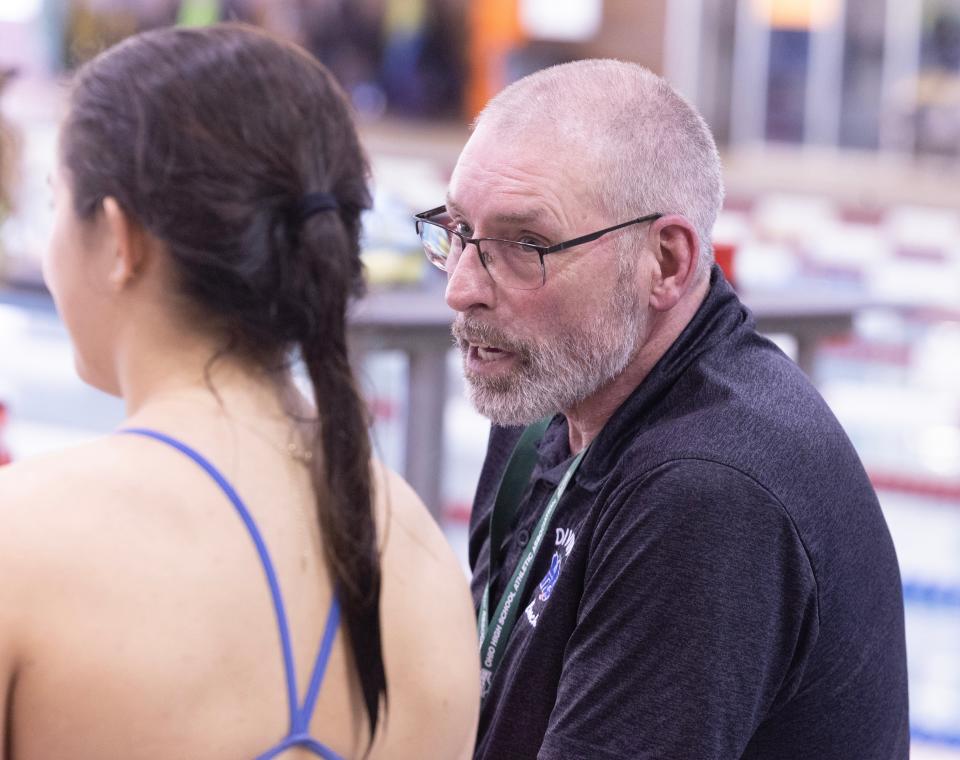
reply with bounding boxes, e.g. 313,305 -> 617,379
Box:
525,528 -> 576,628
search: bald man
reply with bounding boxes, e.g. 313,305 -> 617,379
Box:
413,60 -> 909,759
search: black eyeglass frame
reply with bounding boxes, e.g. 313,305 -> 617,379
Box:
413,205 -> 664,283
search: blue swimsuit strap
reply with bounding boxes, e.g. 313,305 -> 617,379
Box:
120,428 -> 344,760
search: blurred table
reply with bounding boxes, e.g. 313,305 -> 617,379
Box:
348,287 -> 456,521
740,289 -> 866,376
1,282 -> 864,521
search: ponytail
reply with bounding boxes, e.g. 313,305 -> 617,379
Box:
292,197 -> 386,742
303,337 -> 386,736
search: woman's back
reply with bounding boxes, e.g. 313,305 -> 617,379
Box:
0,381 -> 478,759
0,22 -> 478,759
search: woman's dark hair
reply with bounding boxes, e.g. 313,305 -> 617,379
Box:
61,23 -> 385,737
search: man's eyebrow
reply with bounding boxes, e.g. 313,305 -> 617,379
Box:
445,194 -> 464,215
444,196 -> 545,225
494,209 -> 544,224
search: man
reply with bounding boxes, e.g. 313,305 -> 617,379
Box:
415,60 -> 909,759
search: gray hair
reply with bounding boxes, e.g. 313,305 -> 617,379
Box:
475,59 -> 724,274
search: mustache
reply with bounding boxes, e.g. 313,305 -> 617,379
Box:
451,316 -> 526,355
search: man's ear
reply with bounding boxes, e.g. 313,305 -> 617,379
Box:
101,197 -> 148,289
647,215 -> 700,312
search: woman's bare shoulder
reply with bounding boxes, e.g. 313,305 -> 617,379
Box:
0,437 -> 113,520
0,437 -> 130,643
371,461 -> 480,760
371,461 -> 472,620
0,434 -> 162,562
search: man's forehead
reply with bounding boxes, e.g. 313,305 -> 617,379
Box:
447,124 -> 593,222
461,119 -> 561,165
445,195 -> 546,225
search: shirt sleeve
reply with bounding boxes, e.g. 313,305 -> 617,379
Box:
538,458 -> 819,760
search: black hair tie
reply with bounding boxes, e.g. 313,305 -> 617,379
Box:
299,191 -> 339,222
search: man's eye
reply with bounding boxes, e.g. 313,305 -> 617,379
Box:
517,236 -> 542,251
454,221 -> 473,236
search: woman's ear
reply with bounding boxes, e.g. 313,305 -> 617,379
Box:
647,214 -> 701,312
101,197 -> 149,289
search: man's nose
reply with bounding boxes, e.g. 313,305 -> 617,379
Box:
445,243 -> 497,313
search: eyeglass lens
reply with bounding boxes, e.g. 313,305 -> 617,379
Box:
418,222 -> 544,290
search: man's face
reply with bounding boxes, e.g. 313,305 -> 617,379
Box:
444,124 -> 649,426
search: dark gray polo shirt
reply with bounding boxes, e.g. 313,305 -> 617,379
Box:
468,267 -> 909,759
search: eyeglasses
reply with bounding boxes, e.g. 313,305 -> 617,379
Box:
414,206 -> 663,290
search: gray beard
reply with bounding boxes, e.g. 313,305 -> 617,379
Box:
452,280 -> 645,426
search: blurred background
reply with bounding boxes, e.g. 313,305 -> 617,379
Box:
1,0 -> 960,754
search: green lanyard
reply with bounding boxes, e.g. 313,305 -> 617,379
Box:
477,416 -> 587,701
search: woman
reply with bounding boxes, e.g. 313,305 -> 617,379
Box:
0,23 -> 478,760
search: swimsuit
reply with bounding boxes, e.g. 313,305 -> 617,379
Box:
121,428 -> 345,760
